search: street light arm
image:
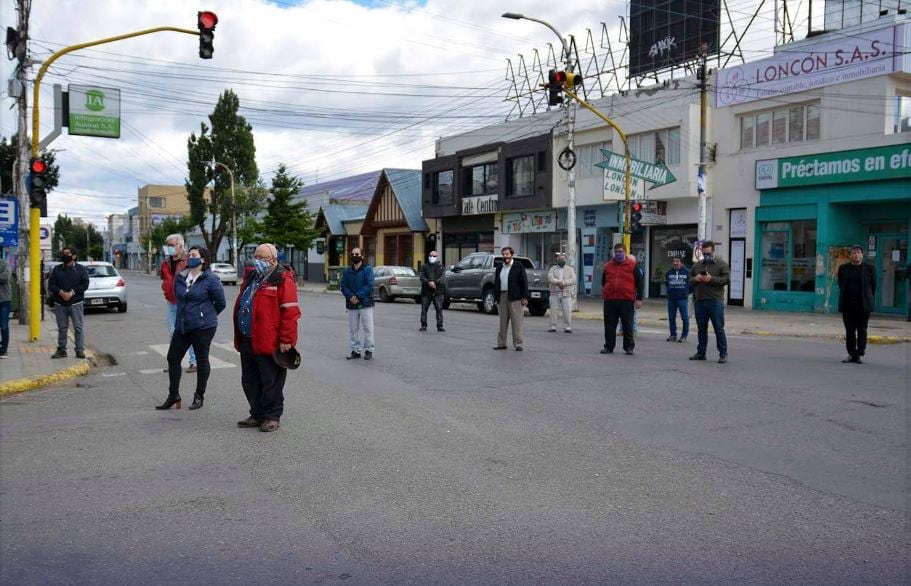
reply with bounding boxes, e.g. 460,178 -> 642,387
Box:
501,13 -> 569,60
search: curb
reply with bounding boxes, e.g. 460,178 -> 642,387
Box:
745,330 -> 911,345
0,359 -> 91,397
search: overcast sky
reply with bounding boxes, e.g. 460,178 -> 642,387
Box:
1,0 -> 782,226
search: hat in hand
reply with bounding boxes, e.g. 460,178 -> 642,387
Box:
272,347 -> 301,370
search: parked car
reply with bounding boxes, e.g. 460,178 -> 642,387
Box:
81,261 -> 127,312
444,252 -> 550,316
210,262 -> 238,285
373,266 -> 421,303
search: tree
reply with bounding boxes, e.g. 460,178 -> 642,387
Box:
185,90 -> 258,260
52,215 -> 103,260
142,216 -> 195,254
260,164 -> 319,255
0,133 -> 60,195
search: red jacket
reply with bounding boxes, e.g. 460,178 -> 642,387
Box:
233,265 -> 301,356
602,257 -> 641,301
160,256 -> 188,304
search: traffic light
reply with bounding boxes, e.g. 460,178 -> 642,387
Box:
29,156 -> 49,216
198,11 -> 218,59
547,69 -> 566,107
564,71 -> 583,92
629,201 -> 643,232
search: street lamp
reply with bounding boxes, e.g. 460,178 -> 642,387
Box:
211,161 -> 238,276
502,12 -> 578,295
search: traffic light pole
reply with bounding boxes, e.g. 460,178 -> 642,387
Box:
698,47 -> 709,241
563,87 -> 633,251
27,26 -> 201,341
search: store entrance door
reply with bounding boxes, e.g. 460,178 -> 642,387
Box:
873,234 -> 908,315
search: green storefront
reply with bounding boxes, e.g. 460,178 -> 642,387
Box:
753,143 -> 911,314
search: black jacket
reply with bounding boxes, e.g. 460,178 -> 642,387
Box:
837,261 -> 876,313
493,259 -> 529,302
419,262 -> 445,295
48,262 -> 90,306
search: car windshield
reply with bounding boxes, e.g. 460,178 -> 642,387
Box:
85,265 -> 118,278
389,267 -> 416,276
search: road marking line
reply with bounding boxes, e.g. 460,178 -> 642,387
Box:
102,372 -> 127,378
149,344 -> 236,370
139,368 -> 163,375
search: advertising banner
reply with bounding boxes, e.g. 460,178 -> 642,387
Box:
755,144 -> 911,189
69,84 -> 121,138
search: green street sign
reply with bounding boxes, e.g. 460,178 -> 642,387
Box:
595,149 -> 677,188
335,239 -> 345,253
68,84 -> 121,138
316,240 -> 325,254
756,144 -> 911,189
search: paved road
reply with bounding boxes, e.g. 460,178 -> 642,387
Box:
1,272 -> 907,585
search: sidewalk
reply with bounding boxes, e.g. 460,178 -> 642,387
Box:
0,314 -> 91,396
298,282 -> 911,344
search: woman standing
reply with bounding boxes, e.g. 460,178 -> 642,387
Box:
156,246 -> 226,410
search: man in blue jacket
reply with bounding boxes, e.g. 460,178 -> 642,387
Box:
340,247 -> 375,360
664,256 -> 690,342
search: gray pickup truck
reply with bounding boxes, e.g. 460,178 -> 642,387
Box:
443,252 -> 550,316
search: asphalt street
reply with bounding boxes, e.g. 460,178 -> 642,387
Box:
1,272 -> 908,585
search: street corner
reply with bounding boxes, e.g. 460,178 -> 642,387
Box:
0,359 -> 91,397
867,335 -> 911,345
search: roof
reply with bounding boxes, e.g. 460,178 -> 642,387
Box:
293,170 -> 382,211
383,169 -> 427,231
319,205 -> 368,236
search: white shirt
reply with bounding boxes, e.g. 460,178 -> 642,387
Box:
499,261 -> 512,292
185,271 -> 201,289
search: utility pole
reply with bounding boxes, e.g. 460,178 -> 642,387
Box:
697,44 -> 709,241
14,0 -> 30,325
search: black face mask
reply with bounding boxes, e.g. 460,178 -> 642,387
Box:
351,255 -> 362,264
60,253 -> 73,262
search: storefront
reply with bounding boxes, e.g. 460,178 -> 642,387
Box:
753,144 -> 911,314
649,223 -> 698,297
575,204 -> 621,297
500,209 -> 567,269
441,214 -> 495,267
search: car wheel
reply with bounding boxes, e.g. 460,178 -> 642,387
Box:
118,302 -> 128,313
528,301 -> 546,317
481,288 -> 498,315
379,287 -> 391,303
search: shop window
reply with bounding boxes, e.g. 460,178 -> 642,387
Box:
432,170 -> 453,205
463,162 -> 498,196
760,220 -> 817,292
507,155 -> 534,198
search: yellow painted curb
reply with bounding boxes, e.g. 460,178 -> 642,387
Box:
0,360 -> 91,397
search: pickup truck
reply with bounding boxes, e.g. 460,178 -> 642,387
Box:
443,252 -> 551,316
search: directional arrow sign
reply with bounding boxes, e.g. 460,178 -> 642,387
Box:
595,149 -> 677,188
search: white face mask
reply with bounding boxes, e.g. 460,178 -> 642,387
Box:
162,245 -> 176,257
428,256 -> 438,264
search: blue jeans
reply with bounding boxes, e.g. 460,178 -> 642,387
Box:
0,300 -> 10,354
667,297 -> 689,338
695,299 -> 727,357
167,302 -> 196,365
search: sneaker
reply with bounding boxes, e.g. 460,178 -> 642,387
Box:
346,351 -> 361,360
841,355 -> 855,363
0,352 -> 7,359
600,348 -> 613,354
666,335 -> 677,342
548,327 -> 557,333
493,345 -> 507,350
718,356 -> 728,364
186,364 -> 198,373
259,419 -> 280,433
564,328 -> 572,333
678,337 -> 687,343
237,417 -> 264,428
51,349 -> 67,359
689,354 -> 706,360
364,351 -> 373,360
419,326 -> 427,332
854,356 -> 864,364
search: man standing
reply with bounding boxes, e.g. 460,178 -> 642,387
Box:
688,240 -> 730,363
47,247 -> 89,359
0,255 -> 10,359
494,246 -> 529,351
837,245 -> 876,364
547,252 -> 575,333
600,244 -> 643,356
233,243 -> 301,432
340,247 -> 375,360
160,234 -> 196,373
665,256 -> 690,342
419,250 -> 445,332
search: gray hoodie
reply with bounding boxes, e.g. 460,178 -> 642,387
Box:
0,257 -> 11,303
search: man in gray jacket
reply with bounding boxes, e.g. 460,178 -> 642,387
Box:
0,255 -> 10,358
547,252 -> 575,333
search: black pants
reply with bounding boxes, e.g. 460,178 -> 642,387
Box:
420,292 -> 444,328
603,300 -> 635,352
240,336 -> 287,421
167,327 -> 216,398
842,309 -> 870,357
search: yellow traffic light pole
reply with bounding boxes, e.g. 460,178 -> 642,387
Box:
28,26 -> 199,341
563,87 -> 633,252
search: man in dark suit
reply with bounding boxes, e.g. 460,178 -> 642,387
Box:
493,246 -> 529,351
419,250 -> 446,332
837,245 -> 876,364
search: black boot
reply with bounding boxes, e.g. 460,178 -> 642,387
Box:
155,395 -> 182,410
188,393 -> 204,410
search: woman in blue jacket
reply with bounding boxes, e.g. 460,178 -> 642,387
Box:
156,246 -> 226,411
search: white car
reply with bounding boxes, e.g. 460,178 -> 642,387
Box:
210,263 -> 238,285
81,261 -> 128,313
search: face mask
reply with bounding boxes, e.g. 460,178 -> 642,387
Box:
187,257 -> 202,269
163,245 -> 176,257
428,256 -> 438,264
252,259 -> 270,274
703,254 -> 714,262
613,252 -> 625,262
351,255 -> 362,264
557,260 -> 566,267
61,252 -> 72,262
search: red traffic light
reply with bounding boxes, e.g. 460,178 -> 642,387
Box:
631,202 -> 642,212
30,157 -> 48,175
198,11 -> 218,30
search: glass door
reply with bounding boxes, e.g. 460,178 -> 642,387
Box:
874,235 -> 908,315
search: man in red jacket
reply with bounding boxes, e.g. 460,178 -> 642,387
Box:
160,233 -> 196,372
233,243 -> 301,432
600,243 -> 644,356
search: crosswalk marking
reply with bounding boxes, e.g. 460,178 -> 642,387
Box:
148,344 -> 236,370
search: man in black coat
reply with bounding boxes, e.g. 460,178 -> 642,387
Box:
493,246 -> 529,351
47,247 -> 90,359
837,245 -> 876,364
419,250 -> 446,332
